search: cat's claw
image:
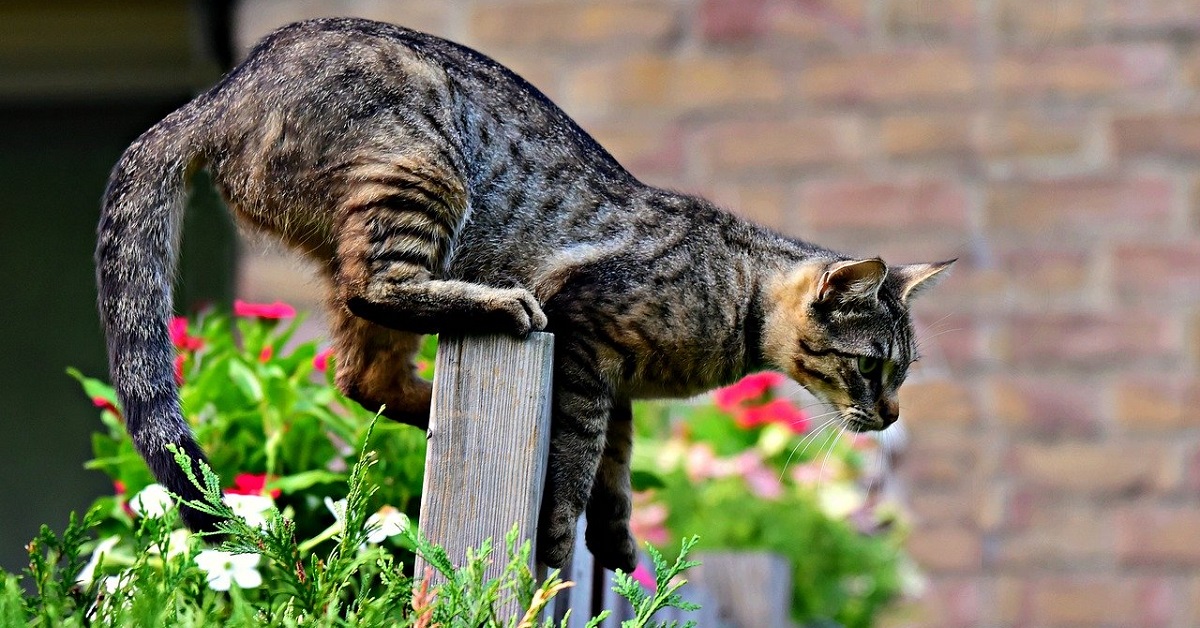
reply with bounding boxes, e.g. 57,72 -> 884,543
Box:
494,287 -> 548,336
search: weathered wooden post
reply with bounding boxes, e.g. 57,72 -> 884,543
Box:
416,332 -> 555,586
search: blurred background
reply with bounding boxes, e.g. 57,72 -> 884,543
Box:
3,0 -> 1199,625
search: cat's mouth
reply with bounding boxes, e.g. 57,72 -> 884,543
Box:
842,408 -> 883,432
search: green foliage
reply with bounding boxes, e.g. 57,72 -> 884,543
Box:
0,415 -> 702,626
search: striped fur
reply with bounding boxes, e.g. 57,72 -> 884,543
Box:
96,18 -> 951,571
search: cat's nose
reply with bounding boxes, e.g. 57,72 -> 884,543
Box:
878,398 -> 899,428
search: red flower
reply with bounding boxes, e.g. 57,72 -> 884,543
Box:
92,396 -> 121,419
169,317 -> 203,351
313,348 -> 333,373
736,398 -> 809,433
234,300 -> 295,320
227,473 -> 281,498
113,480 -> 126,495
713,372 -> 786,411
258,345 -> 274,363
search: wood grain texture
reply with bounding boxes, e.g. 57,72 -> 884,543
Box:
416,332 -> 554,585
691,551 -> 794,628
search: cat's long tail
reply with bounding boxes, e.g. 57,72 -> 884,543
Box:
95,108 -> 220,532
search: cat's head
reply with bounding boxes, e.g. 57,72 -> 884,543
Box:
763,257 -> 953,432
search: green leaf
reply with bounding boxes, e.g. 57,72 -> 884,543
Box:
227,359 -> 264,403
630,470 -> 666,491
271,470 -> 345,494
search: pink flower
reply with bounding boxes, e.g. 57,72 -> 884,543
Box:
233,300 -> 295,320
735,399 -> 809,433
169,317 -> 203,351
226,473 -> 281,499
313,348 -> 333,373
630,501 -> 670,546
258,345 -> 274,363
732,452 -> 784,499
630,562 -> 657,591
684,443 -> 719,482
92,396 -> 121,419
713,372 -> 786,411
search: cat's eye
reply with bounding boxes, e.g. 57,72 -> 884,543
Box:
857,356 -> 881,375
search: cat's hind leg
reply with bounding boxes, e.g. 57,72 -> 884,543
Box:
538,338 -> 614,568
584,399 -> 638,572
327,301 -> 432,428
333,164 -> 547,337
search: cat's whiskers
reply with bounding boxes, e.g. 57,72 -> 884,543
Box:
779,411 -> 844,481
817,424 -> 848,495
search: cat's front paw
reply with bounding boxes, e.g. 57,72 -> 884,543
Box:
537,519 -> 575,568
586,524 -> 638,573
487,287 -> 548,336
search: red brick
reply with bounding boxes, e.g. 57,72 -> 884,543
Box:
585,120 -> 685,180
996,577 -> 1030,625
469,3 -> 677,50
899,380 -> 978,426
1116,377 -> 1200,430
883,0 -> 976,42
699,0 -> 767,42
1119,507 -> 1200,566
996,45 -> 1173,99
1010,443 -> 1173,496
919,578 -> 981,628
906,525 -> 982,573
996,0 -> 1091,43
909,312 -> 985,374
999,247 -> 1091,303
761,0 -> 868,46
909,488 -> 978,527
990,377 -> 1101,438
704,183 -> 791,232
799,48 -> 976,106
1101,0 -> 1200,34
800,178 -> 970,234
1115,114 -> 1200,160
880,114 -> 975,159
1026,576 -> 1154,626
1113,242 -> 1200,305
903,428 -> 980,488
982,111 -> 1090,158
997,312 -> 1176,371
986,177 -> 1173,238
565,54 -> 786,111
996,503 -> 1114,568
697,116 -> 862,174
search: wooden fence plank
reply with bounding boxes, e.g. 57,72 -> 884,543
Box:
690,551 -> 795,628
415,332 -> 555,592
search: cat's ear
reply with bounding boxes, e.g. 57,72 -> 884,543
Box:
894,260 -> 956,302
816,258 -> 888,304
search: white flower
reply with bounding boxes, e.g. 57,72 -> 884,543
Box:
194,550 -> 262,591
324,496 -> 347,530
365,506 -> 409,544
129,484 -> 174,518
225,493 -> 275,529
818,483 -> 865,519
147,529 -> 191,558
75,535 -> 121,585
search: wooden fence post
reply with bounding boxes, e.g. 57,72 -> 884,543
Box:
416,332 -> 555,587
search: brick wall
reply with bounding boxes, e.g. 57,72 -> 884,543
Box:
233,2 -> 1200,625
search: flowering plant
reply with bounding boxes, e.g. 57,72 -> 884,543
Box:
72,304 -> 433,548
631,373 -> 919,627
21,305 -> 702,625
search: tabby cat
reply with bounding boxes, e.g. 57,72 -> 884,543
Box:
96,18 -> 951,571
